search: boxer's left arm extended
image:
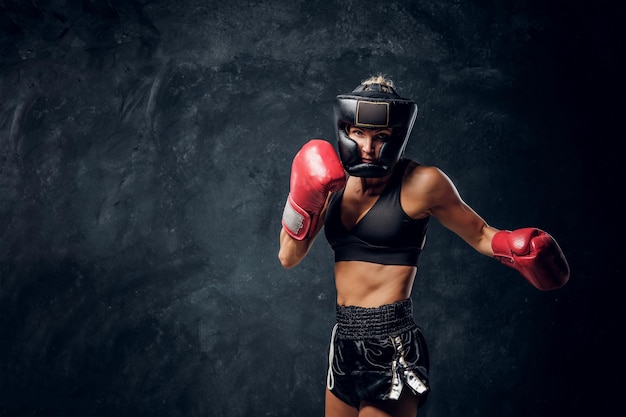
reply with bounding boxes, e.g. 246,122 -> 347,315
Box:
492,228 -> 570,291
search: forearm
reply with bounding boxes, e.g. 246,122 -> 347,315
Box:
473,224 -> 499,257
437,206 -> 498,257
278,227 -> 315,269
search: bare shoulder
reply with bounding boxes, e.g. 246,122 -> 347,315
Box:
401,160 -> 460,217
403,161 -> 453,191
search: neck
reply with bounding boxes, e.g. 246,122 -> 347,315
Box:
356,174 -> 390,196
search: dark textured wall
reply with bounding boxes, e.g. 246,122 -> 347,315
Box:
0,1 -> 622,416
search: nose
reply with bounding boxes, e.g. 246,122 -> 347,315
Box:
360,137 -> 374,154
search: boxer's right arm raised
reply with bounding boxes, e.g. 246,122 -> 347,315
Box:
278,139 -> 346,269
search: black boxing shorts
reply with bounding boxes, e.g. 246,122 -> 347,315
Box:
326,298 -> 430,409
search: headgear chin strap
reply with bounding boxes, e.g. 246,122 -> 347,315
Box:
334,83 -> 418,178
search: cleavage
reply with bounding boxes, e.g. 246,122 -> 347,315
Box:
340,183 -> 385,231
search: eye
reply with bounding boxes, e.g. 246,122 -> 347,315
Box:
375,132 -> 391,141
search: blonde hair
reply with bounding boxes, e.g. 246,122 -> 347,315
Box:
361,74 -> 395,88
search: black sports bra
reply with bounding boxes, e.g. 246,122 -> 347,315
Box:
324,159 -> 429,266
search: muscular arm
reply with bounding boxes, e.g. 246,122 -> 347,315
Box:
404,164 -> 569,290
432,197 -> 498,256
278,229 -> 312,269
405,165 -> 498,256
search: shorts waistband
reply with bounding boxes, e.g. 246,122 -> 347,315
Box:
335,298 -> 416,340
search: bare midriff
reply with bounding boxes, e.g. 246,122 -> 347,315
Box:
333,261 -> 417,307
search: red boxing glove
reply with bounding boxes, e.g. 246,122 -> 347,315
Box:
282,139 -> 346,240
492,228 -> 570,291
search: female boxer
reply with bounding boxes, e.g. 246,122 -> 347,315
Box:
278,75 -> 569,417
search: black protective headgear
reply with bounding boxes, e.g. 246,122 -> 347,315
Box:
334,82 -> 418,177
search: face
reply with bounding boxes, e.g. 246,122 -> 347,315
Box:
347,126 -> 393,163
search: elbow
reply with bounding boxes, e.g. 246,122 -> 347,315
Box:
278,252 -> 299,269
278,228 -> 307,269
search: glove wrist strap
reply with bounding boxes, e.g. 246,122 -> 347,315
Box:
282,195 -> 311,240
